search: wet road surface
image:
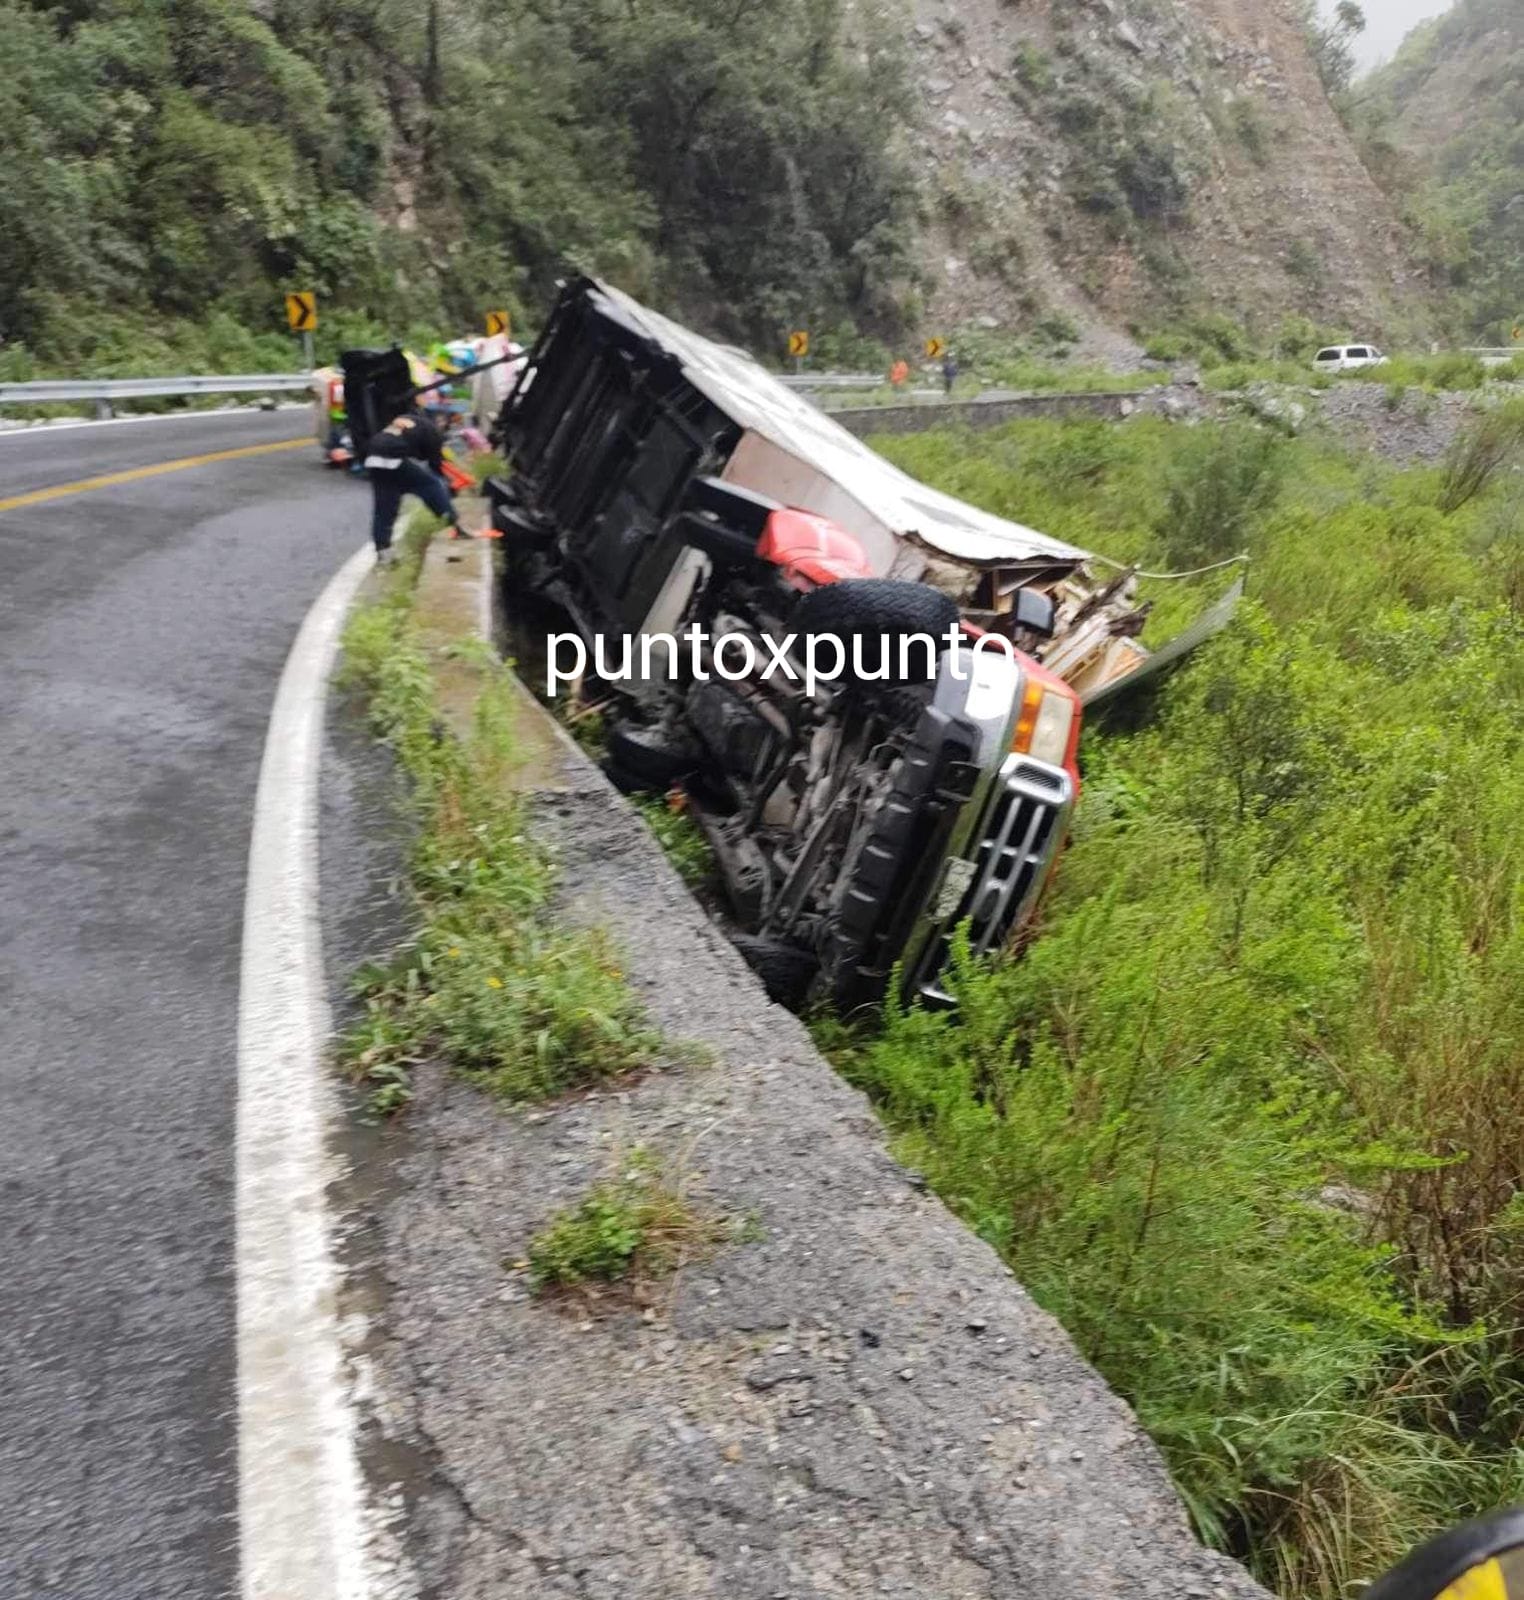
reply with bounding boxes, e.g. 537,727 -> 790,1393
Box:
0,411 -> 366,1598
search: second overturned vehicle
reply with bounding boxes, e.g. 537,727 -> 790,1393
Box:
488,280 -> 1150,1010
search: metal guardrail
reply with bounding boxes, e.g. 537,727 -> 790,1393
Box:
778,373 -> 888,390
0,373 -> 316,416
0,368 -> 875,418
4,352 -> 1516,415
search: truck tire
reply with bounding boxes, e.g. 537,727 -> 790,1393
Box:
815,704 -> 982,1013
604,721 -> 699,791
789,580 -> 959,684
731,933 -> 819,1009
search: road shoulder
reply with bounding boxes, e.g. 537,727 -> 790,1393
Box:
331,542 -> 1268,1600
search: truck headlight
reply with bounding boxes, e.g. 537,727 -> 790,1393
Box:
1012,679 -> 1077,769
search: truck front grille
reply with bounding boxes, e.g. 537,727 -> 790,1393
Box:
913,755 -> 1073,1005
964,757 -> 1071,956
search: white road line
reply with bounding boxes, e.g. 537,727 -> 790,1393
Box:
236,542 -> 376,1600
0,404 -> 308,441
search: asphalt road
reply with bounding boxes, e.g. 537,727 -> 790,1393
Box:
0,410 -> 366,1598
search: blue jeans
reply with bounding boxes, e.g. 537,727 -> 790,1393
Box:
369,459 -> 453,552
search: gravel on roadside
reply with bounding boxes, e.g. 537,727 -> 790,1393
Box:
1314,380 -> 1487,466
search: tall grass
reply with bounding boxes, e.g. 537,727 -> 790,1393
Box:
1437,400 -> 1524,514
336,540 -> 661,1112
856,417 -> 1524,1595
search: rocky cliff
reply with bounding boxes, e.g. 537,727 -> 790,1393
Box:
893,0 -> 1435,355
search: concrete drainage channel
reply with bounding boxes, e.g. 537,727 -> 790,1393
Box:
336,537 -> 1269,1599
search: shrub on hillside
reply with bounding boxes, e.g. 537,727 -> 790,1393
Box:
1157,422 -> 1287,567
1424,352 -> 1489,390
1438,400 -> 1524,514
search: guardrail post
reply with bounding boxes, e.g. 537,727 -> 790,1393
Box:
94,399 -> 113,421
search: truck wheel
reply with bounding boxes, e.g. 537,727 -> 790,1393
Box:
815,698 -> 981,1014
604,721 -> 699,791
788,579 -> 959,684
731,933 -> 819,1009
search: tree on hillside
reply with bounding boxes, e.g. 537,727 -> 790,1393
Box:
0,0 -> 920,361
1303,0 -> 1367,101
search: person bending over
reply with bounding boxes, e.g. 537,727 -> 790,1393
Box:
364,406 -> 466,560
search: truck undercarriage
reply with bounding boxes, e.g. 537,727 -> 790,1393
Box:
488,279 -> 1102,1008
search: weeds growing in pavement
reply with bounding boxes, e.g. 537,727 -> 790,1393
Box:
554,693 -> 609,760
336,539 -> 661,1115
525,1148 -> 733,1294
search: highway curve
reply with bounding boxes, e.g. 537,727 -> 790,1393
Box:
0,410 -> 364,1599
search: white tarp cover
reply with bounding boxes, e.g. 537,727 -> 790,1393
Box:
594,283 -> 1094,573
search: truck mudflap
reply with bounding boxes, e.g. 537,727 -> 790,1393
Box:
905,754 -> 1075,1007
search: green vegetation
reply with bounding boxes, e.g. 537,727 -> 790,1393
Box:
1132,318 -> 1522,391
630,794 -> 713,890
980,360 -> 1158,394
1300,0 -> 1368,105
2,0 -> 917,370
526,1150 -> 731,1293
903,324 -> 1158,395
1229,98 -> 1272,166
1178,346 -> 1522,394
1056,82 -> 1197,233
1139,311 -> 1263,369
1010,42 -> 1056,95
1359,0 -> 1524,341
1285,238 -> 1325,288
1437,400 -> 1524,515
854,413 -> 1524,1596
1200,361 -> 1332,392
1157,422 -> 1286,569
337,528 -> 660,1114
1008,27 -> 1200,243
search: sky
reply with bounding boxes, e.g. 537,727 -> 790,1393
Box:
1329,0 -> 1459,71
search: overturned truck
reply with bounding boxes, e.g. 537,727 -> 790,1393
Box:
487,279 -> 1151,1010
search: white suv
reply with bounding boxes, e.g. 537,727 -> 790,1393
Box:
1313,343 -> 1389,373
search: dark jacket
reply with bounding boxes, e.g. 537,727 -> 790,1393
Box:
363,411 -> 445,475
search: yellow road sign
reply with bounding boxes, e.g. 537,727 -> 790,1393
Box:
285,292 -> 317,332
788,330 -> 810,359
486,310 -> 511,338
925,337 -> 947,360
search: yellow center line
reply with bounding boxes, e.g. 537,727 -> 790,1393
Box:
0,437 -> 310,514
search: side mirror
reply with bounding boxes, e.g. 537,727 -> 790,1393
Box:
1011,588 -> 1057,641
1365,1508 -> 1524,1600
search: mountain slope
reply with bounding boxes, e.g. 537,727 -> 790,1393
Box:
0,0 -> 1442,371
1360,0 -> 1524,339
899,0 -> 1436,354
